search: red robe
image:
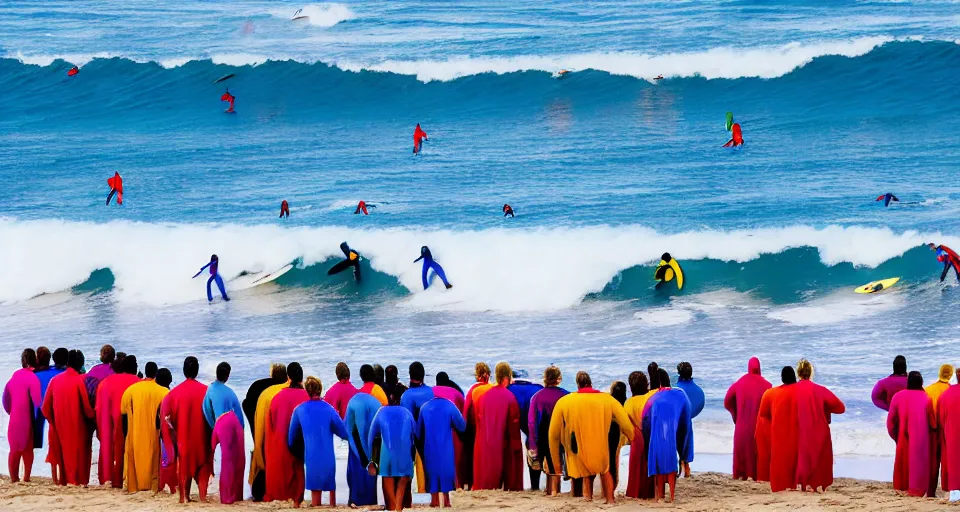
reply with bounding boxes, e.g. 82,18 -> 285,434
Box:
723,357 -> 771,481
472,385 -> 523,491
461,381 -> 492,488
160,378 -> 212,495
94,373 -> 140,487
413,124 -> 428,152
40,368 -> 95,485
266,387 -> 309,501
757,384 -> 798,491
794,380 -> 845,491
107,172 -> 123,204
887,389 -> 937,497
939,385 -> 960,492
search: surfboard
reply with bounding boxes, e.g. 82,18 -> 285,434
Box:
214,73 -> 235,84
230,264 -> 294,290
293,16 -> 310,21
855,277 -> 900,294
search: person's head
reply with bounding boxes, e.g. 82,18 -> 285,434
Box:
67,349 -> 85,372
385,365 -> 400,385
111,352 -> 127,373
907,371 -> 923,390
648,362 -> 660,389
373,364 -> 385,385
287,362 -> 304,386
183,356 -> 199,379
436,371 -> 452,387
575,371 -> 592,390
543,366 -> 562,387
609,381 -> 627,405
748,357 -> 761,375
929,243 -> 938,251
210,254 -> 218,262
359,364 -> 375,384
661,252 -> 672,263
421,246 -> 429,255
145,362 -> 158,379
939,364 -> 954,383
270,363 -> 287,384
36,346 -> 51,368
475,362 -> 491,383
335,362 -> 350,382
781,366 -> 797,385
796,359 -> 814,381
495,362 -> 512,386
52,348 -> 69,368
893,355 -> 907,376
156,368 -> 173,388
122,355 -> 138,375
677,362 -> 693,381
628,371 -> 649,396
658,368 -> 671,388
100,344 -> 116,364
409,361 -> 425,383
305,376 -> 323,398
340,242 -> 350,254
21,348 -> 37,369
216,362 -> 231,383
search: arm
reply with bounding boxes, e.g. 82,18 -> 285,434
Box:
287,410 -> 301,450
871,380 -> 889,411
823,387 -> 845,415
527,397 -> 539,452
192,262 -> 211,278
231,394 -> 245,429
723,384 -> 737,423
452,406 -> 467,433
202,392 -> 216,428
159,397 -> 175,465
414,256 -> 423,263
886,399 -> 898,441
2,381 -> 11,414
611,398 -> 635,443
547,403 -> 564,475
332,414 -> 349,441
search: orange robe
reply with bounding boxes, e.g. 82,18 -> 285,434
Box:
94,373 -> 140,487
757,383 -> 798,492
265,387 -> 309,501
795,380 -> 845,491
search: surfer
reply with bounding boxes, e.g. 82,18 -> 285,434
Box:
929,243 -> 960,283
414,246 -> 452,290
723,123 -> 744,147
106,172 -> 123,206
193,254 -> 230,302
67,66 -> 79,77
327,242 -> 362,283
221,89 -> 236,113
655,252 -> 684,290
554,70 -> 571,79
354,201 -> 376,215
654,74 -> 664,81
413,124 -> 428,154
503,204 -> 514,218
725,112 -> 734,131
876,193 -> 900,207
279,200 -> 290,218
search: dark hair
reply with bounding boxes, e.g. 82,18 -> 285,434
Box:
211,254 -> 218,261
360,364 -> 375,383
658,368 -> 671,388
287,362 -> 304,385
111,352 -> 127,373
183,356 -> 199,379
122,355 -> 138,375
893,355 -> 907,376
145,362 -> 158,379
677,362 -> 693,380
661,252 -> 672,262
373,364 -> 385,387
52,348 -> 69,367
436,371 -> 463,394
388,391 -> 402,406
156,368 -> 173,388
36,347 -> 51,367
100,344 -> 116,364
907,370 -> 923,390
21,348 -> 37,369
409,361 -> 425,382
67,349 -> 85,372
216,362 -> 231,383
781,366 -> 797,385
385,365 -> 400,385
575,371 -> 592,389
609,381 -> 627,405
648,362 -> 660,390
628,371 -> 649,396
335,362 -> 350,381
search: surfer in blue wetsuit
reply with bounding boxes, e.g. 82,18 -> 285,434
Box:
192,254 -> 230,302
414,246 -> 452,290
876,193 -> 899,207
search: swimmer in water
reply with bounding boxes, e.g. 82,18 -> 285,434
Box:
279,200 -> 290,218
503,204 -> 515,218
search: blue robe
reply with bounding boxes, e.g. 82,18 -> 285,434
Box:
400,383 -> 434,421
368,406 -> 416,478
416,398 -> 467,493
507,380 -> 543,442
288,399 -> 349,491
642,388 -> 694,476
345,393 -> 381,505
32,367 -> 65,448
203,380 -> 245,428
675,378 -> 705,418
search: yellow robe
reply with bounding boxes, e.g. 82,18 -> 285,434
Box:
119,380 -> 169,492
248,382 -> 288,483
548,391 -> 634,478
926,379 -> 952,412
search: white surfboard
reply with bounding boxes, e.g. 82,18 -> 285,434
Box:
230,264 -> 294,290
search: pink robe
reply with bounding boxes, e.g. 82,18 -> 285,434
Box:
472,385 -> 523,491
266,387 -> 309,501
887,389 -> 937,497
940,385 -> 960,492
795,380 -> 845,491
94,373 -> 140,487
723,357 -> 771,481
323,380 -> 358,419
3,368 -> 42,453
212,411 -> 245,504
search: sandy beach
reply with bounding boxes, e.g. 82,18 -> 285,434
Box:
1,473 -> 956,511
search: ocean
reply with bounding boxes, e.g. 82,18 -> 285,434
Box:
2,0 -> 960,483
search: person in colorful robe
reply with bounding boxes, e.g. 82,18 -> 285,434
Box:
289,376 -> 349,507
723,357 -> 771,481
472,362 -> 524,492
416,395 -> 467,507
160,356 -> 212,503
35,347 -> 67,479
400,361 -> 433,493
926,364 -> 954,411
369,393 -> 417,511
794,359 -> 845,492
358,364 -> 388,406
211,409 -> 245,504
435,372 -> 464,395
528,366 -> 568,496
461,362 -> 493,489
155,369 -> 178,495
508,372 -> 544,490
266,362 -> 309,502
643,369 -> 693,502
345,390 -> 382,506
624,370 -> 654,499
938,366 -> 960,501
887,371 -> 937,497
202,361 -> 244,428
120,363 -> 171,492
95,354 -> 140,487
41,349 -> 95,486
3,349 -> 42,482
872,355 -> 909,411
84,344 -> 115,405
323,362 -> 358,419
757,366 -> 799,491
247,363 -> 288,501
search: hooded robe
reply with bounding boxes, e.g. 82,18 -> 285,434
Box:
472,385 -> 524,490
3,368 -> 41,475
160,378 -> 212,493
794,379 -> 845,491
211,411 -> 245,504
724,357 -> 771,481
345,392 -> 381,505
41,368 -> 95,485
266,386 -> 309,501
120,380 -> 169,492
887,389 -> 937,496
95,372 -> 140,487
289,398 -> 349,491
417,397 -> 467,493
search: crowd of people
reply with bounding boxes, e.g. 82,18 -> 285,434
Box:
3,345 -> 960,508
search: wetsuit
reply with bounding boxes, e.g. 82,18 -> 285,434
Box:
355,201 -> 369,215
193,257 -> 230,301
723,123 -> 744,147
935,245 -> 960,282
221,90 -> 235,113
279,200 -> 289,218
106,172 -> 123,205
877,193 -> 899,207
503,204 -> 514,218
327,242 -> 362,282
413,124 -> 428,154
414,246 -> 451,290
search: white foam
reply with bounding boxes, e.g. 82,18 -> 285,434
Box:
272,3 -> 357,28
767,290 -> 904,326
632,307 -> 694,327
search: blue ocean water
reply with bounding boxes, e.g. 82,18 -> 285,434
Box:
2,0 -> 960,474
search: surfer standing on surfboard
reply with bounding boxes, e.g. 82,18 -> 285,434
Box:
221,89 -> 236,113
413,124 -> 428,154
193,254 -> 230,302
929,243 -> 960,282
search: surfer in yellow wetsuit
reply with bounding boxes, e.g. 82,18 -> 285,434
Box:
654,252 -> 684,290
548,371 -> 634,504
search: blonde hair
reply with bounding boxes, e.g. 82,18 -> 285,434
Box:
796,359 -> 814,380
940,364 -> 955,381
305,376 -> 323,398
494,362 -> 512,385
475,362 -> 491,380
543,366 -> 562,387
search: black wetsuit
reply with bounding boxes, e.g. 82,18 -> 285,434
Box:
327,242 -> 362,282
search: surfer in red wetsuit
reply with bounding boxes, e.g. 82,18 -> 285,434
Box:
106,172 -> 123,205
929,243 -> 960,282
723,123 -> 744,147
354,201 -> 369,215
413,124 -> 428,154
503,204 -> 514,218
279,200 -> 290,218
221,89 -> 236,113
67,66 -> 79,77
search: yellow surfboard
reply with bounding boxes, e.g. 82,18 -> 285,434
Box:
855,277 -> 900,294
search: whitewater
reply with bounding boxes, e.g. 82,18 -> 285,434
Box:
1,0 -> 960,486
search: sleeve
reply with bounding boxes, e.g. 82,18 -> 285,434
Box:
886,398 -> 898,441
926,398 -> 938,431
723,383 -> 737,423
367,412 -> 382,455
678,399 -> 695,463
42,379 -> 55,422
211,422 -> 221,453
288,409 -> 302,450
232,394 -> 245,429
2,380 -> 11,414
160,396 -> 176,465
611,398 -> 635,442
29,378 -> 42,415
527,396 -> 539,450
871,380 -> 889,411
451,405 -> 467,433
202,390 -> 216,428
332,412 -> 349,441
758,391 -> 772,422
822,387 -> 845,416
415,410 -> 425,441
547,402 -> 564,476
